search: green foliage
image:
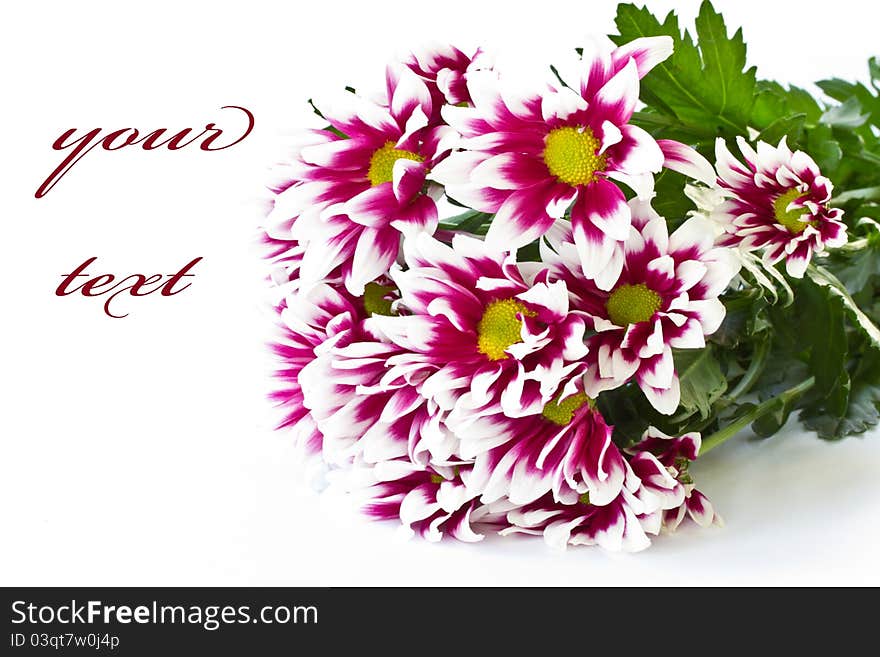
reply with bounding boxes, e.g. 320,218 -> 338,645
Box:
802,348 -> 880,439
650,169 -> 696,228
613,0 -> 756,142
609,1 -> 880,447
615,1 -> 880,226
674,347 -> 727,421
801,278 -> 849,415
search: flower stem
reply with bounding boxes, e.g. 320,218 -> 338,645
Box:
699,377 -> 815,456
834,237 -> 870,252
726,337 -> 770,400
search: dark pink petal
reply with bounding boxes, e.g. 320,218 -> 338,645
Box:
575,178 -> 631,242
609,125 -> 664,176
444,503 -> 486,542
715,138 -> 754,188
347,227 -> 401,294
784,242 -> 812,278
611,36 -> 673,79
392,159 -> 427,203
576,40 -> 613,98
323,92 -> 398,140
387,65 -> 434,127
590,58 -> 639,125
391,193 -> 439,235
577,421 -> 627,506
471,152 -> 551,190
299,137 -> 374,170
345,185 -> 398,228
485,182 -> 568,249
657,139 -> 716,185
686,489 -> 717,527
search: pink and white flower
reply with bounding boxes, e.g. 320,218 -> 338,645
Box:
664,485 -> 720,531
270,282 -> 365,459
265,66 -> 458,295
273,280 -> 451,467
362,460 -> 499,542
546,200 -> 739,414
500,491 -> 653,552
367,232 -> 590,420
627,427 -> 720,531
498,452 -> 674,552
321,327 -> 461,467
498,425 -> 714,551
449,380 -> 627,507
714,136 -> 847,278
404,43 -> 494,117
431,36 -> 713,284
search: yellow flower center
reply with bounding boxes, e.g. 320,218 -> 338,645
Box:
772,188 -> 813,234
367,141 -> 424,186
541,391 -> 593,426
362,282 -> 396,316
579,492 -> 592,506
430,474 -> 445,484
542,126 -> 607,186
606,283 -> 662,327
476,298 -> 534,361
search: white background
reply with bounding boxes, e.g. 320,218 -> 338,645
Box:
1,0 -> 878,586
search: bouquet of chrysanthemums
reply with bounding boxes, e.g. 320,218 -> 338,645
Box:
259,2 -> 880,551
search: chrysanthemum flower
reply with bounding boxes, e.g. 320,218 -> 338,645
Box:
546,200 -> 739,414
714,136 -> 847,277
367,232 -> 590,420
498,453 -> 674,552
501,493 -> 650,551
431,37 -> 713,284
497,425 -> 713,551
627,427 -> 720,531
362,460 -> 499,542
270,282 -> 365,460
265,66 -> 458,295
273,280 -> 451,467
314,329 -> 461,467
448,380 -> 627,507
404,43 -> 494,117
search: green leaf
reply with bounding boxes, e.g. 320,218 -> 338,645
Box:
713,287 -> 768,348
830,248 -> 880,296
751,82 -> 821,141
786,85 -> 824,123
613,1 -> 756,136
807,265 -> 880,350
597,384 -> 663,448
802,348 -> 880,440
516,240 -> 541,262
649,169 -> 697,229
825,219 -> 880,294
755,113 -> 805,144
834,186 -> 880,204
673,346 -> 728,421
818,72 -> 880,129
802,380 -> 878,440
628,110 -> 716,142
820,97 -> 870,128
752,397 -> 797,437
438,210 -> 492,233
806,124 -> 842,172
801,278 -> 849,415
692,1 -> 756,128
869,56 -> 880,92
